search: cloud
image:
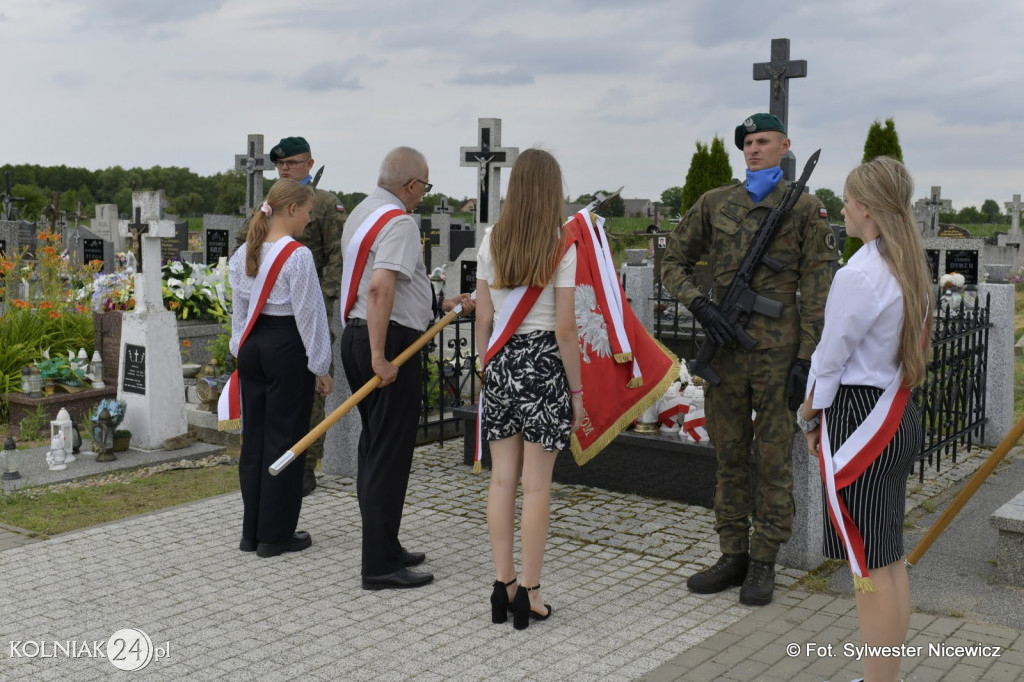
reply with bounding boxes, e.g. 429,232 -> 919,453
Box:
170,70 -> 275,84
292,61 -> 363,92
448,69 -> 533,86
76,0 -> 226,28
50,71 -> 87,89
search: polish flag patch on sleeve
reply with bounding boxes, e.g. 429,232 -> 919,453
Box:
819,206 -> 829,219
336,204 -> 346,213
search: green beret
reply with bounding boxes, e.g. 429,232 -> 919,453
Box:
269,136 -> 310,162
734,113 -> 786,149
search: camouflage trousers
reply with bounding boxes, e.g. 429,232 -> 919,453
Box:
704,344 -> 799,563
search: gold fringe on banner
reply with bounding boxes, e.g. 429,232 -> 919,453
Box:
853,575 -> 877,593
218,418 -> 241,431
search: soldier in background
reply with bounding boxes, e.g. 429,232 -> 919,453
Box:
236,136 -> 345,496
661,113 -> 838,605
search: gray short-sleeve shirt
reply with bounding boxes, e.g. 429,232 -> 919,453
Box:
342,187 -> 432,331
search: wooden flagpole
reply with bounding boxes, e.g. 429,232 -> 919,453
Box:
906,414 -> 1024,566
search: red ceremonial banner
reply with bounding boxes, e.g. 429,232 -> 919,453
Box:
566,212 -> 679,465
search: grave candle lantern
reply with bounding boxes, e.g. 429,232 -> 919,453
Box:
0,436 -> 20,481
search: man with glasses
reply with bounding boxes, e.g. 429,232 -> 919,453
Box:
236,136 -> 345,496
340,146 -> 472,589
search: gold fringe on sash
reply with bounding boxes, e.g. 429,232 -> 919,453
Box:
218,418 -> 241,431
853,575 -> 877,593
473,460 -> 482,474
613,352 -> 633,363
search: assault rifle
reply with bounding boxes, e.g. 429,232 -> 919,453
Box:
690,149 -> 821,385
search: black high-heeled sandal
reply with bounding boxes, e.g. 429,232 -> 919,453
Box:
490,577 -> 517,624
512,584 -> 552,630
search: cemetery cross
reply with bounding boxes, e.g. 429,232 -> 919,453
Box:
1005,193 -> 1022,236
2,170 -> 24,221
752,38 -> 806,181
234,134 -> 272,218
924,186 -> 946,237
459,119 -> 518,224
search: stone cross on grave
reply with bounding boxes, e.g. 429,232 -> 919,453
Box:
234,134 -> 273,218
924,186 -> 950,237
460,118 -> 518,225
1005,194 -> 1022,236
2,171 -> 24,221
753,38 -> 806,181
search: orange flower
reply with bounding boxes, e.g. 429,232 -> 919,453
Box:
182,340 -> 192,348
128,297 -> 135,307
40,246 -> 57,256
12,299 -> 31,309
0,288 -> 5,297
0,261 -> 13,274
169,300 -> 180,309
48,311 -> 61,319
75,304 -> 88,313
88,259 -> 103,268
38,300 -> 53,310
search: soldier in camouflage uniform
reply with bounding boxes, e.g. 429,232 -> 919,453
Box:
235,136 -> 345,496
661,113 -> 839,605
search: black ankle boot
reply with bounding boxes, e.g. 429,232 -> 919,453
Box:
490,578 -> 516,624
686,552 -> 749,593
512,585 -> 551,630
739,559 -> 775,605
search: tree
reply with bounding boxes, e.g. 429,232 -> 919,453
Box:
660,186 -> 683,216
980,199 -> 1001,224
955,206 -> 983,224
10,183 -> 47,220
813,189 -> 843,223
847,117 -> 905,260
680,136 -> 733,216
862,118 -> 903,163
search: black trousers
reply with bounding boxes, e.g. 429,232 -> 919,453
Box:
238,315 -> 313,545
340,322 -> 422,576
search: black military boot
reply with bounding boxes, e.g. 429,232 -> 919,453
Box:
302,469 -> 317,497
739,559 -> 775,605
686,552 -> 749,593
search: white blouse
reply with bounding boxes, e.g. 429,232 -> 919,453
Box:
476,228 -> 577,333
807,239 -> 904,409
228,242 -> 332,376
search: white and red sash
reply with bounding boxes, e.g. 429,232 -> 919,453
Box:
218,237 -> 303,430
818,372 -> 910,592
339,203 -> 406,328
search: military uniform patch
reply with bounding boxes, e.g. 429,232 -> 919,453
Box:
744,117 -> 756,131
825,231 -> 837,251
819,207 -> 828,219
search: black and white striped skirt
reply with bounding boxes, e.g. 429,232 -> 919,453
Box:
821,385 -> 923,569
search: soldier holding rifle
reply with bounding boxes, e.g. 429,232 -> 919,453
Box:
661,113 -> 838,605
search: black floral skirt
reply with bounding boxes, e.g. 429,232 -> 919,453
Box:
480,331 -> 572,452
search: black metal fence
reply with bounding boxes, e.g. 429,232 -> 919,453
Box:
647,283 -> 993,479
415,315 -> 480,443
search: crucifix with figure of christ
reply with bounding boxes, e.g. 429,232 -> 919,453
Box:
460,118 -> 518,225
127,207 -> 148,274
752,38 -> 806,181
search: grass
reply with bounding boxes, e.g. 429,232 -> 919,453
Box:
0,460 -> 239,537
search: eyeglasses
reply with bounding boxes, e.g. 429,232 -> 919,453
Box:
409,178 -> 433,193
276,158 -> 310,169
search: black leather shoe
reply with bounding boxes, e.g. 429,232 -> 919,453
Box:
256,531 -> 312,558
739,559 -> 775,605
302,470 -> 317,497
686,552 -> 749,593
239,538 -> 257,552
400,548 -> 426,567
362,568 -> 434,590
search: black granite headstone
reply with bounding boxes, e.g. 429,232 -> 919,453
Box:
160,222 -> 190,263
945,249 -> 979,285
122,344 -> 147,395
926,249 -> 940,284
460,260 -> 477,296
206,229 -> 229,265
82,238 -> 105,266
450,229 -> 475,262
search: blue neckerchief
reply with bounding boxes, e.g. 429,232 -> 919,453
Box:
745,167 -> 783,204
299,175 -> 313,185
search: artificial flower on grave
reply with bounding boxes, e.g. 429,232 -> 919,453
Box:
162,260 -> 230,322
35,348 -> 88,387
939,272 -> 966,292
81,271 -> 135,312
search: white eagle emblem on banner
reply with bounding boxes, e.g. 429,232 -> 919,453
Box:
575,284 -> 611,364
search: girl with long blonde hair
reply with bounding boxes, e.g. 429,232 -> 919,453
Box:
475,149 -> 583,630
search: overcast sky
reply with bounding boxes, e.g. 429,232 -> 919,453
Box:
2,0 -> 1020,213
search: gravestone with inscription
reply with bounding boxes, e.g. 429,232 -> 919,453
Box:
65,226 -> 115,273
923,231 -> 987,286
235,134 -> 272,218
203,214 -> 243,265
89,204 -> 126,253
159,221 -> 190,263
117,192 -> 188,449
0,220 -> 36,259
